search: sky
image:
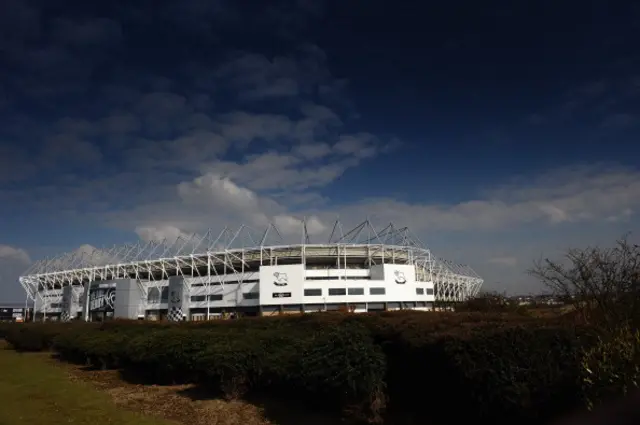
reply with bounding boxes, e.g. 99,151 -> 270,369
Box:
1,0 -> 639,302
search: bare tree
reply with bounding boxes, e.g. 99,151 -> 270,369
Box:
528,234 -> 640,331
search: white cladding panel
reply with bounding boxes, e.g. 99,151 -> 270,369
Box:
259,264 -> 305,305
301,264 -> 435,304
186,276 -> 260,307
382,264 -> 435,302
381,264 -> 417,301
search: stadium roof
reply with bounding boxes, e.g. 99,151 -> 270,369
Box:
19,219 -> 483,300
0,302 -> 32,309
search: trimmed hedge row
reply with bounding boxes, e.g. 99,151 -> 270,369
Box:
1,312 -> 597,424
3,318 -> 387,422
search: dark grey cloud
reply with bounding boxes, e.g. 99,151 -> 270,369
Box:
0,0 -> 377,230
0,0 -> 328,116
51,17 -> 123,46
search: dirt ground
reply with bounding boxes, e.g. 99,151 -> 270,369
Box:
46,355 -> 340,425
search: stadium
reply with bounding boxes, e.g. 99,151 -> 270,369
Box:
18,219 -> 483,322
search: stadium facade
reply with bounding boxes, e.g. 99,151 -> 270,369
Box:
18,220 -> 483,322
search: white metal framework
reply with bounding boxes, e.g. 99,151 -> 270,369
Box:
19,219 -> 483,312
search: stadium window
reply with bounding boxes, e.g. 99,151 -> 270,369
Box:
160,287 -> 169,302
416,288 -> 424,295
306,276 -> 371,281
208,294 -> 223,301
147,287 -> 161,303
328,288 -> 347,296
369,287 -> 385,295
193,280 -> 252,287
243,292 -> 259,300
347,287 -> 364,295
426,288 -> 434,295
304,288 -> 322,296
190,295 -> 206,302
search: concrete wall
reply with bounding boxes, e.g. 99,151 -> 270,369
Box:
114,279 -> 142,319
61,285 -> 74,320
167,276 -> 190,320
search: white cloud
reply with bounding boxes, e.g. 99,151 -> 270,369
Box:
73,244 -> 121,266
197,132 -> 385,193
273,214 -> 326,236
136,225 -> 194,243
0,245 -> 31,264
0,245 -> 32,301
177,173 -> 262,212
99,162 -> 640,246
319,163 -> 640,233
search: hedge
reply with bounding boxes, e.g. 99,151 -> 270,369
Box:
441,325 -> 595,425
2,322 -> 75,352
0,312 -> 602,424
581,326 -> 640,410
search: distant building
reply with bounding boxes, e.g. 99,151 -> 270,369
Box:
0,303 -> 33,322
509,294 -> 565,307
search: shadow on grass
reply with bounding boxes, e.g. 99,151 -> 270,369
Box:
176,385 -> 345,425
116,371 -> 423,425
49,353 -> 110,372
118,368 -> 197,386
28,352 -> 435,425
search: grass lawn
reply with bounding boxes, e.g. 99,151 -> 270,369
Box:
0,346 -> 176,425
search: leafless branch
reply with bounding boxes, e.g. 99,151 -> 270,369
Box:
528,234 -> 640,330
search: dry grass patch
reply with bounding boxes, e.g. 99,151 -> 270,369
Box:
57,363 -> 273,425
0,344 -> 175,425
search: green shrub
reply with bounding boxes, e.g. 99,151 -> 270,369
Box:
125,327 -> 213,384
581,326 -> 640,410
4,323 -> 68,352
283,322 -> 387,422
374,322 -> 596,425
195,333 -> 261,398
444,325 -> 593,424
0,322 -> 14,339
43,318 -> 388,422
2,311 -> 594,424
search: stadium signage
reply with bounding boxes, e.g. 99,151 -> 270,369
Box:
273,272 -> 289,287
170,291 -> 181,304
394,270 -> 407,284
272,292 -> 292,298
89,288 -> 116,312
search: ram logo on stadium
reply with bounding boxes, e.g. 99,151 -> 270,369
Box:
170,290 -> 181,304
273,272 -> 289,287
394,270 -> 407,284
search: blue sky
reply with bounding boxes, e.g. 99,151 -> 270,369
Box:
1,0 -> 639,301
